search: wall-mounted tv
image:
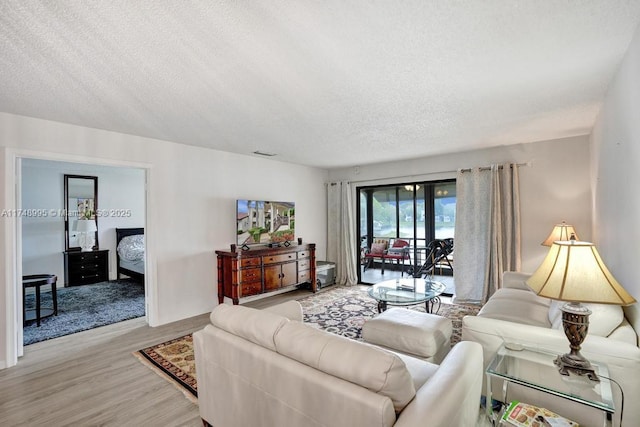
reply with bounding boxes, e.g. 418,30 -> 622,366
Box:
237,199 -> 295,247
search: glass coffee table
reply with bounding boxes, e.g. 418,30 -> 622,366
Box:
367,278 -> 446,313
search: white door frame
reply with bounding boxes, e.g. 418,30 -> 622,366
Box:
3,148 -> 155,368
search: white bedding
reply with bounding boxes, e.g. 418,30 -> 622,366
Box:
117,234 -> 144,261
119,258 -> 145,275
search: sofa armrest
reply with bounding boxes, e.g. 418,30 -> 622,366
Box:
394,342 -> 483,427
502,271 -> 533,290
462,314 -> 640,365
262,300 -> 303,322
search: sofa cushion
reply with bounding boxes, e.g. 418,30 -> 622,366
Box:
210,304 -> 288,351
548,300 -> 563,328
549,300 -> 624,337
370,242 -> 387,255
274,321 -> 416,412
263,300 -> 304,321
607,318 -> 638,344
503,271 -> 536,290
478,288 -> 551,328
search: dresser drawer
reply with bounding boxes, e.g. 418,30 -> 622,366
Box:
67,252 -> 105,265
298,251 -> 310,259
298,259 -> 311,270
298,270 -> 311,283
239,257 -> 261,268
263,253 -> 296,264
240,282 -> 262,297
72,262 -> 103,274
240,268 -> 261,283
69,271 -> 102,284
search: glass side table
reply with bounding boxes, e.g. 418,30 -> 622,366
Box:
486,343 -> 615,426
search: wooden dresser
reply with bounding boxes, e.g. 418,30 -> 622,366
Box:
63,249 -> 109,286
215,243 -> 316,304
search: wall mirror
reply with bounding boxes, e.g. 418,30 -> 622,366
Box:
64,174 -> 99,251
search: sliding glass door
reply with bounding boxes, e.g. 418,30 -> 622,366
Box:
357,180 -> 456,283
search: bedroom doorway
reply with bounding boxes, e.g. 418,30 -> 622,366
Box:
19,158 -> 147,346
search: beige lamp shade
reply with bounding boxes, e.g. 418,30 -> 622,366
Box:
526,241 -> 636,305
541,221 -> 579,246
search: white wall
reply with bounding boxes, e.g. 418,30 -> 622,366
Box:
329,135 -> 593,274
0,113 -> 329,368
21,159 -> 145,282
591,23 -> 640,332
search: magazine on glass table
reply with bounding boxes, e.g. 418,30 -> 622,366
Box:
501,401 -> 578,427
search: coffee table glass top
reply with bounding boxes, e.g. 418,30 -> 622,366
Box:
487,343 -> 614,413
367,278 -> 446,306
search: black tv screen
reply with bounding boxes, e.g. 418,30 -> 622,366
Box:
236,200 -> 295,246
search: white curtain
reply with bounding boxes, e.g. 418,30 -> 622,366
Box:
453,164 -> 521,303
327,182 -> 358,286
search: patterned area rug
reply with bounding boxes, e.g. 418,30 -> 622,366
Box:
134,285 -> 481,402
299,285 -> 480,345
134,334 -> 198,403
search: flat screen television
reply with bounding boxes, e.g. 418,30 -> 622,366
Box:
236,199 -> 295,247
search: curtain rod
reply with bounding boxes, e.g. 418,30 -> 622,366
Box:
459,161 -> 530,173
330,161 -> 530,185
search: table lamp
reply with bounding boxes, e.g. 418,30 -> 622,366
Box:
526,240 -> 636,381
541,221 -> 579,246
76,219 -> 97,251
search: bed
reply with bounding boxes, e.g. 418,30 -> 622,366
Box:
116,227 -> 145,283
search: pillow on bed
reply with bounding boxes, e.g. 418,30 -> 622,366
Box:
117,234 -> 145,261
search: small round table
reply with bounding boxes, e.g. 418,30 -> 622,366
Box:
368,278 -> 446,314
23,274 -> 58,326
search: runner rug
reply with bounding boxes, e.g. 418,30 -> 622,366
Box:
133,285 -> 480,402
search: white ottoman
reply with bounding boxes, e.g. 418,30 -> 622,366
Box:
362,307 -> 453,364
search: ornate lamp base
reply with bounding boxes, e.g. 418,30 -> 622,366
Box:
557,302 -> 600,382
554,354 -> 599,381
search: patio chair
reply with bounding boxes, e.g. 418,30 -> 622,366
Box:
363,239 -> 388,273
413,238 -> 454,278
383,239 -> 411,276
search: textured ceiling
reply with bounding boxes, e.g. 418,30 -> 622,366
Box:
1,1 -> 639,169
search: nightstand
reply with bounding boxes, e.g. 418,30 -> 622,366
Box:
63,249 -> 109,286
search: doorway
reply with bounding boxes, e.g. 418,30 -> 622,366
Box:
20,158 -> 147,346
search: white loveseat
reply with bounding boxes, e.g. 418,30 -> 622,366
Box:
194,301 -> 483,427
462,271 -> 640,427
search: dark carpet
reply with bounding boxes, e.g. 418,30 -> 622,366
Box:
24,279 -> 145,345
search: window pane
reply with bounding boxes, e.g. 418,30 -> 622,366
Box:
359,191 -> 367,238
434,182 -> 456,239
399,186 -> 414,239
372,188 -> 396,238
415,188 -> 425,241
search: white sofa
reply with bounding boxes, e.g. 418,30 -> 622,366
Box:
194,301 -> 483,427
462,271 -> 640,427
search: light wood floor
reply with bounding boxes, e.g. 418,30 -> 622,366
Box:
0,313 -> 211,426
0,284 -> 467,426
0,288 -> 318,427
